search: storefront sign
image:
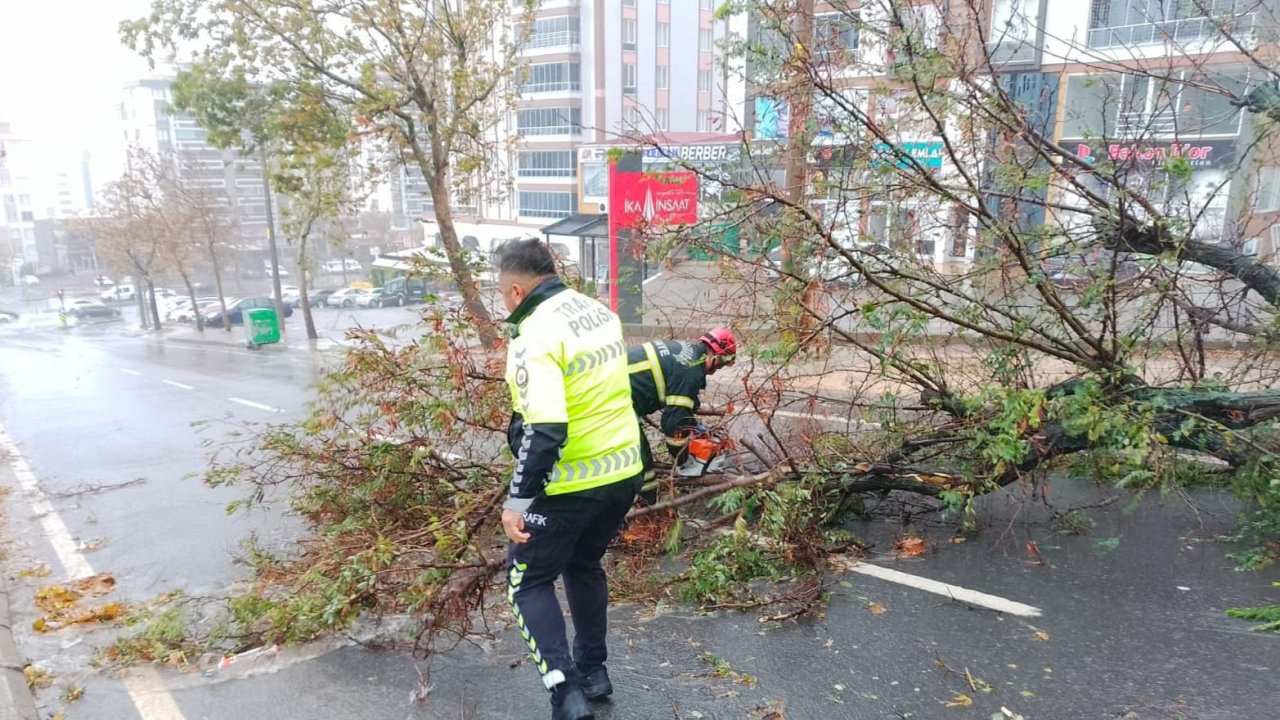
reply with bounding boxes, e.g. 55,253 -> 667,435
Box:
871,141 -> 945,169
580,143 -> 735,207
1069,139 -> 1235,168
607,156 -> 698,314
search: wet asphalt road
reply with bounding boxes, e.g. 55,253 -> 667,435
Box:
0,302 -> 1278,719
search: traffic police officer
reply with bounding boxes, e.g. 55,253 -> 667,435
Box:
497,238 -> 643,720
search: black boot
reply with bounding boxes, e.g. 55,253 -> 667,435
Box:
551,682 -> 593,720
578,665 -> 613,701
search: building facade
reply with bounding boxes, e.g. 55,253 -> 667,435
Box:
400,0 -> 745,261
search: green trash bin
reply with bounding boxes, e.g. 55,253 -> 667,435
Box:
244,307 -> 281,346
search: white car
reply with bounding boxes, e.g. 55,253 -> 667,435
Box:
280,285 -> 301,307
325,288 -> 366,308
22,274 -> 40,286
354,288 -> 385,308
101,284 -> 137,302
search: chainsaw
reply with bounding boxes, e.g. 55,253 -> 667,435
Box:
675,425 -> 738,477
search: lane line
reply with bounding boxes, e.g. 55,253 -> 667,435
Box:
0,424 -> 190,718
120,666 -> 188,720
772,409 -> 881,429
848,561 -> 1043,618
162,380 -> 195,390
119,368 -> 143,376
0,423 -> 94,581
642,272 -> 664,286
228,397 -> 283,413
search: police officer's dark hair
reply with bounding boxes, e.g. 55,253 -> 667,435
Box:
494,237 -> 557,278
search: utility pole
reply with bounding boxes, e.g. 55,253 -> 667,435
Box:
259,144 -> 285,331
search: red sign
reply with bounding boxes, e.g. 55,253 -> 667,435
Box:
607,162 -> 699,310
610,168 -> 699,230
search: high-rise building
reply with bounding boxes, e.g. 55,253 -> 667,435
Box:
399,0 -> 746,259
120,78 -> 281,255
0,120 -> 40,274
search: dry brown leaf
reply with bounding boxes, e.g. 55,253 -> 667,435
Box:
945,692 -> 973,708
867,601 -> 887,616
1033,630 -> 1050,642
893,535 -> 927,558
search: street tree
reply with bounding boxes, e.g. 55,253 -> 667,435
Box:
170,168 -> 235,331
124,0 -> 539,348
171,68 -> 363,340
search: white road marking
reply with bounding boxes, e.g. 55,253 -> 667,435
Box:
847,561 -> 1043,618
642,272 -> 664,285
120,666 -> 188,720
772,409 -> 881,429
0,424 -> 189,718
119,367 -> 143,376
0,423 -> 94,581
228,397 -> 282,413
162,380 -> 195,390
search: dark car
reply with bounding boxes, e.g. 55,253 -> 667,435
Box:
202,297 -> 293,326
68,300 -> 122,320
382,276 -> 431,307
308,288 -> 339,308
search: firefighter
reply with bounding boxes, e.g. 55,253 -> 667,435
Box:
627,327 -> 737,478
497,238 -> 643,720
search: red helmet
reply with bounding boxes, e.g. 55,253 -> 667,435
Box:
699,327 -> 737,364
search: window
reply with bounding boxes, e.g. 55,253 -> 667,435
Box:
658,0 -> 668,4
656,65 -> 669,90
1256,167 -> 1280,212
657,22 -> 670,47
17,194 -> 30,205
518,191 -> 574,218
699,28 -> 713,51
525,16 -> 581,49
623,63 -> 637,93
701,0 -> 714,8
20,211 -> 33,222
623,19 -> 637,48
518,150 -> 577,178
625,105 -> 642,129
814,12 -> 859,59
697,110 -> 711,132
622,0 -> 636,5
657,108 -> 670,131
699,69 -> 713,93
517,107 -> 583,136
1061,69 -> 1247,140
1087,0 -> 1252,49
523,62 -> 581,93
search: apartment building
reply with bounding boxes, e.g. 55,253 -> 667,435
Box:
402,0 -> 743,260
0,120 -> 40,276
120,78 -> 282,258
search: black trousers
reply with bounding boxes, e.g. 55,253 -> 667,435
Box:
507,475 -> 641,684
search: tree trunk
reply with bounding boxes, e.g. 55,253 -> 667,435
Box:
260,145 -> 286,333
146,279 -> 163,330
780,0 -> 818,334
209,247 -> 230,332
179,271 -> 201,332
425,171 -> 498,348
298,232 -> 318,340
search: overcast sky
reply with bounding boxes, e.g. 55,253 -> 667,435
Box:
0,0 -> 155,196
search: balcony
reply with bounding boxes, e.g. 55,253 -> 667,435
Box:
524,30 -> 581,52
521,81 -> 581,95
1087,12 -> 1255,49
519,125 -> 583,137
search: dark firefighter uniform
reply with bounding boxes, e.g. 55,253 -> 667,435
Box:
627,339 -> 709,470
504,276 -> 643,691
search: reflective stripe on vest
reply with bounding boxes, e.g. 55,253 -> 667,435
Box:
643,342 -> 667,403
667,394 -> 695,409
547,445 -> 642,492
565,340 -> 626,377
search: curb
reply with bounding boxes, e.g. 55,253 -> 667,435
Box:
0,563 -> 38,720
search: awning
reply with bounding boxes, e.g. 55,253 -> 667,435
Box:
541,214 -> 607,238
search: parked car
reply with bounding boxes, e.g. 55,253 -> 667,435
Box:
308,288 -> 339,308
164,297 -> 220,323
355,287 -> 385,308
0,310 -> 17,323
93,276 -> 115,288
264,262 -> 290,278
382,276 -> 429,307
101,284 -> 137,302
326,287 -> 366,308
22,274 -> 40,286
280,285 -> 301,307
201,297 -> 293,326
68,299 -> 121,320
323,259 -> 363,273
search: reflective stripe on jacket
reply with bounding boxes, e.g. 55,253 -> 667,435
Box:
506,279 -> 642,497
